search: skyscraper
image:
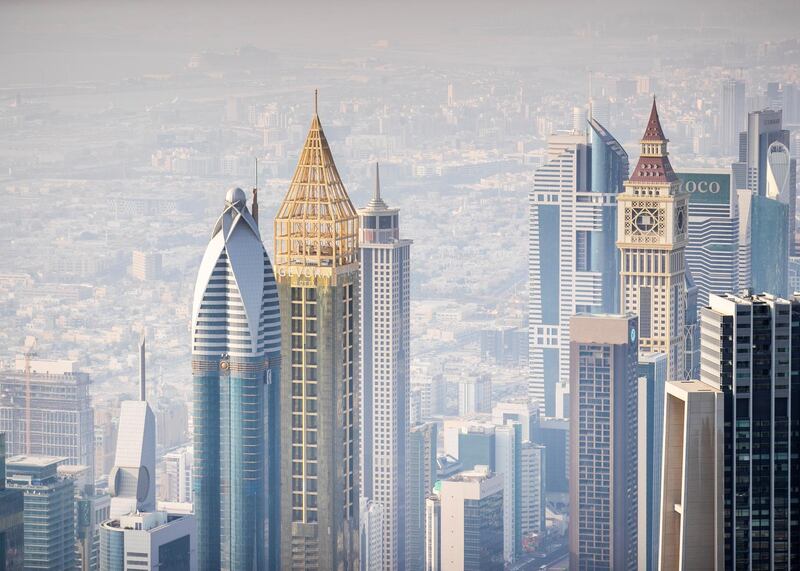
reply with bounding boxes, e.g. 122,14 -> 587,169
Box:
569,314 -> 638,570
0,358 -> 95,479
658,379 -> 723,571
406,422 -> 437,571
677,168 -> 739,309
493,423 -> 521,563
359,163 -> 410,571
735,108 -> 790,196
617,99 -> 687,381
528,120 -> 628,415
100,511 -> 196,571
636,352 -> 667,571
720,79 -> 746,156
0,435 -> 24,571
739,190 -> 790,297
191,186 -> 281,570
699,292 -> 800,568
457,373 -> 491,416
438,466 -> 504,571
274,100 -> 360,570
6,455 -> 75,570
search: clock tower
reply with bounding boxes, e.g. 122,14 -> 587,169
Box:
617,99 -> 688,381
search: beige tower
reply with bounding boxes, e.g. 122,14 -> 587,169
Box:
617,100 -> 688,380
274,98 -> 360,570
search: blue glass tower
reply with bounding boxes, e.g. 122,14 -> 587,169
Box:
191,187 -> 281,571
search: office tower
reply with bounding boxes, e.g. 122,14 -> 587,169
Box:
75,484 -> 110,571
406,422 -> 437,571
0,435 -> 24,571
736,109 -> 790,195
659,380 -> 723,571
536,417 -> 568,496
677,169 -> 739,309
424,489 -> 441,571
274,101 -> 360,570
131,250 -> 162,281
738,190 -> 789,297
720,79 -> 746,156
494,423 -> 521,563
528,121 -> 628,415
636,352 -> 667,571
479,326 -> 527,366
700,293 -> 800,568
569,314 -> 638,570
438,466 -> 504,571
457,373 -> 491,415
191,186 -> 281,570
359,163 -> 410,571
442,420 -> 495,472
109,338 -> 155,518
491,399 -> 538,442
359,499 -> 383,571
100,511 -> 196,571
617,99 -> 687,381
6,455 -> 75,570
519,441 -> 545,541
163,447 -> 193,503
0,358 -> 95,478
766,141 -> 797,255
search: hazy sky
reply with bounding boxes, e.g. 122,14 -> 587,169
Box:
2,0 -> 799,84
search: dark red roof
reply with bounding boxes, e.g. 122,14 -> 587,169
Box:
642,98 -> 666,142
629,155 -> 678,183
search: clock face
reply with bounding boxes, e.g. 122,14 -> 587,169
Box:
634,212 -> 656,233
630,328 -> 637,344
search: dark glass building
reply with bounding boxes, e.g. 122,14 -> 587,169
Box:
701,292 -> 800,569
0,435 -> 23,571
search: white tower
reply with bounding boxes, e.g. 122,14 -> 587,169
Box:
359,163 -> 412,571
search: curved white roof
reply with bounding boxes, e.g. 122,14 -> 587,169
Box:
191,191 -> 280,359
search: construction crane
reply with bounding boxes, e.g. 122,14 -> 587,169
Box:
22,337 -> 37,456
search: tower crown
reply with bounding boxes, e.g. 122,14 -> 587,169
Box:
629,99 -> 678,184
274,105 -> 358,271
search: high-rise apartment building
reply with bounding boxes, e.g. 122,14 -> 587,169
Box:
131,250 -> 162,281
0,435 -> 24,571
677,168 -> 739,309
457,373 -> 491,416
636,352 -> 667,571
359,499 -> 384,571
191,186 -> 281,570
6,455 -> 75,570
519,441 -> 545,542
494,423 -> 521,563
424,489 -> 441,571
406,422 -> 437,571
699,293 -> 800,568
569,314 -> 638,570
659,380 -> 723,571
438,466 -> 504,571
720,79 -> 746,156
0,358 -> 95,479
617,100 -> 687,381
274,103 -> 360,570
528,119 -> 628,414
359,164 -> 410,571
163,447 -> 193,504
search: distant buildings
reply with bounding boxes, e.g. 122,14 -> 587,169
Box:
0,358 -> 95,479
274,105 -> 360,569
191,186 -> 281,570
569,314 -> 638,570
359,499 -> 384,571
162,447 -> 193,504
438,466 -> 504,571
0,435 -> 24,571
359,163 -> 411,571
528,119 -> 628,415
457,373 -> 491,416
719,79 -> 746,156
130,250 -> 162,281
6,455 -> 75,570
617,100 -> 687,381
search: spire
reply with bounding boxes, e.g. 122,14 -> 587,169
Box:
367,162 -> 388,209
642,96 -> 667,142
274,101 -> 358,271
138,335 -> 146,402
252,158 -> 259,226
314,89 -> 319,116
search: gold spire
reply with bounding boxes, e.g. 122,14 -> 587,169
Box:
274,104 -> 358,275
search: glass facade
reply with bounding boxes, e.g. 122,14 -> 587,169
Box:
463,493 -> 503,571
